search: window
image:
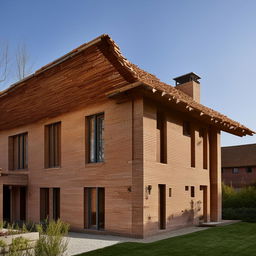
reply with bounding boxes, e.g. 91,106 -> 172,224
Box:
191,186 -> 195,197
156,111 -> 167,164
8,133 -> 28,170
183,121 -> 191,136
232,168 -> 239,174
202,128 -> 208,169
40,188 -> 49,221
191,127 -> 195,168
40,187 -> 60,221
169,188 -> 172,197
185,186 -> 189,191
87,113 -> 104,163
84,187 -> 105,229
246,167 -> 253,173
53,188 -> 60,221
45,122 -> 61,168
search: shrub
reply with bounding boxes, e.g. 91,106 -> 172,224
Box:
9,237 -> 32,256
35,219 -> 69,256
222,183 -> 256,208
222,208 -> 256,222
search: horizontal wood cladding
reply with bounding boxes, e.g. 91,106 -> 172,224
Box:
0,45 -> 130,131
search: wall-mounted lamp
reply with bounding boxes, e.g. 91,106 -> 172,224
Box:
147,185 -> 152,195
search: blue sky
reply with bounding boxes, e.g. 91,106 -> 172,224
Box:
1,0 -> 255,146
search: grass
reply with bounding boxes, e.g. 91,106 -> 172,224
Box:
75,222 -> 256,256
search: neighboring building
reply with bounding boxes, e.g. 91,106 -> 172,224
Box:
222,144 -> 256,189
0,34 -> 254,238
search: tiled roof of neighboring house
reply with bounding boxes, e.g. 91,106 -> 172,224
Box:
0,34 -> 254,136
222,144 -> 256,167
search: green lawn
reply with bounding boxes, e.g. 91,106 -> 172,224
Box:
75,222 -> 256,256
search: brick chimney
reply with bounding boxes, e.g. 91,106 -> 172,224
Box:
173,72 -> 201,103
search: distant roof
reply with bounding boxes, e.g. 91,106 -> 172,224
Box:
0,34 -> 254,136
222,144 -> 256,167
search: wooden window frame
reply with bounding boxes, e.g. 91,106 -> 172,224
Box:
53,188 -> 60,221
84,187 -> 105,230
232,167 -> 239,174
8,132 -> 28,170
183,121 -> 191,137
40,188 -> 49,221
156,111 -> 167,164
86,113 -> 104,163
45,122 -> 61,168
191,186 -> 195,197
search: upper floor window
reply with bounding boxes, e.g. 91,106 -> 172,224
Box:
191,186 -> 195,197
246,167 -> 253,173
45,122 -> 61,168
232,167 -> 239,174
183,121 -> 191,136
156,111 -> 167,164
8,132 -> 28,170
87,113 -> 104,163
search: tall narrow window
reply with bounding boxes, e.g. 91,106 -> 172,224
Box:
87,113 -> 104,163
84,187 -> 105,230
40,188 -> 60,221
45,122 -> 61,168
200,128 -> 208,169
40,188 -> 49,221
191,186 -> 195,197
183,121 -> 191,136
191,126 -> 195,168
53,188 -> 60,221
156,111 -> 167,164
9,133 -> 28,170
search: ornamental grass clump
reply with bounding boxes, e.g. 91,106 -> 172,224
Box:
35,220 -> 69,256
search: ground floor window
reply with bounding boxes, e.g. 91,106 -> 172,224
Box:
3,185 -> 27,223
40,187 -> 60,221
84,187 -> 105,230
53,188 -> 60,221
40,188 -> 49,221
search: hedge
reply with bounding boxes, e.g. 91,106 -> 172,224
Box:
222,208 -> 256,222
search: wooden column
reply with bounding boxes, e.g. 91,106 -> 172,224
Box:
209,128 -> 222,222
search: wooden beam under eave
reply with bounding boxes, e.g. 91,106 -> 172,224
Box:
140,89 -> 253,137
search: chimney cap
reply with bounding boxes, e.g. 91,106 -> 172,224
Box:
173,72 -> 201,85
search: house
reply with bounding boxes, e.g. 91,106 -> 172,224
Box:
0,34 -> 254,238
222,144 -> 256,189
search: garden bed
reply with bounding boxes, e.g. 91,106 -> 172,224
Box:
0,229 -> 39,255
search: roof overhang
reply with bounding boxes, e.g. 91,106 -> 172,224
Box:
107,83 -> 255,137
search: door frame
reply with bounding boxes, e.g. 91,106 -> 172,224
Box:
159,184 -> 166,229
84,187 -> 105,230
200,185 -> 208,222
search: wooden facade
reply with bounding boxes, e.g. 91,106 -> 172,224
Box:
0,35 -> 253,237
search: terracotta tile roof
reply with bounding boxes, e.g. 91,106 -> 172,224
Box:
222,144 -> 256,167
0,34 -> 254,136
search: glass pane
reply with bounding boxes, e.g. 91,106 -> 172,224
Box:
97,115 -> 104,162
89,117 -> 96,162
89,188 -> 97,228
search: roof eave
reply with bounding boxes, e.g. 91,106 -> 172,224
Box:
107,82 -> 255,137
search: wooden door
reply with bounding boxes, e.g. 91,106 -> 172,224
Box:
159,184 -> 166,229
